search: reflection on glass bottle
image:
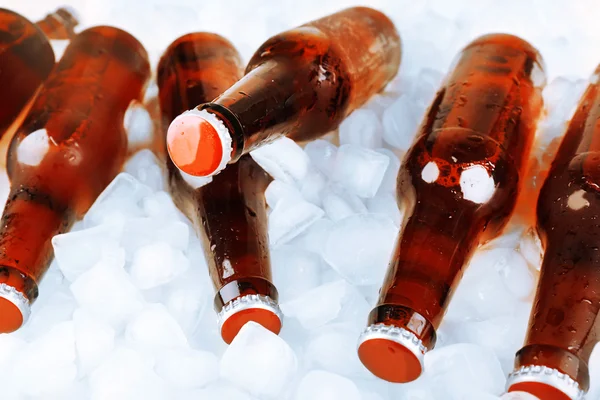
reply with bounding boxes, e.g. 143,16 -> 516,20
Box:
358,34 -> 546,383
0,26 -> 150,333
166,6 -> 401,178
507,66 -> 600,400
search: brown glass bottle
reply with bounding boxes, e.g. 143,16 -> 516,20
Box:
0,26 -> 150,333
357,34 -> 546,383
0,7 -> 78,139
506,66 -> 600,400
165,6 -> 401,178
158,33 -> 280,344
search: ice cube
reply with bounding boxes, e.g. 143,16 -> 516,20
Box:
154,348 -> 219,388
364,93 -> 397,116
0,334 -> 26,373
124,150 -> 165,192
220,322 -> 297,398
425,343 -> 506,398
70,259 -> 144,327
90,346 -> 168,400
366,193 -> 402,226
52,222 -> 124,282
586,343 -> 600,400
250,137 -> 309,184
125,303 -> 189,349
288,218 -> 334,256
164,268 -> 211,335
394,375 -> 437,400
124,101 -> 154,150
295,370 -> 361,400
122,218 -> 190,260
305,323 -> 368,377
331,144 -> 390,198
271,245 -> 322,303
484,248 -> 535,299
304,139 -> 338,177
460,392 -> 501,400
411,68 -> 444,110
265,180 -> 302,209
323,214 -> 397,285
142,191 -> 188,222
322,185 -> 368,221
84,173 -> 153,227
299,168 -> 328,206
339,109 -> 383,149
382,95 -> 421,151
130,242 -> 190,289
21,287 -> 77,340
500,392 -> 541,400
375,148 -> 401,194
518,228 -> 543,271
73,308 -> 116,373
280,280 -> 370,330
13,322 -> 77,397
193,382 -> 258,400
268,196 -> 324,246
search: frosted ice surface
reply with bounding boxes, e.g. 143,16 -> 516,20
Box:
21,287 -> 77,340
271,245 -> 322,303
130,241 -> 190,289
305,323 -> 367,377
268,195 -> 324,246
331,144 -> 390,198
122,217 -> 189,260
587,344 -> 600,400
90,346 -> 168,400
322,185 -> 367,221
70,259 -> 144,327
125,303 -> 189,349
220,322 -> 297,398
500,392 -> 541,400
382,95 -> 420,151
304,139 -> 338,177
164,269 -> 211,335
483,248 -> 534,299
155,348 -> 219,388
395,375 -> 436,400
192,382 -> 257,400
425,343 -> 505,399
124,149 -> 165,192
142,191 -> 187,222
0,334 -> 25,373
124,101 -> 154,149
294,370 -> 361,400
518,228 -> 543,270
411,68 -> 444,110
366,193 -> 402,227
265,180 -> 302,209
365,93 -> 397,116
84,173 -> 153,226
299,168 -> 328,206
52,222 -> 123,282
460,392 -> 501,400
323,214 -> 397,285
250,137 -> 309,184
280,280 -> 370,330
339,109 -> 383,149
73,308 -> 116,373
375,148 -> 401,194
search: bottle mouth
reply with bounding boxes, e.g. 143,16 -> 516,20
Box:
507,365 -> 584,400
0,283 -> 31,333
357,323 -> 428,383
166,109 -> 233,178
217,294 -> 283,344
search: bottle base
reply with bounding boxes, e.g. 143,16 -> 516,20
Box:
507,366 -> 584,400
0,283 -> 30,333
217,294 -> 282,344
357,323 -> 427,383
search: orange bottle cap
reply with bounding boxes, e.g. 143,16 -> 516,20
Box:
166,109 -> 232,178
357,324 -> 426,383
507,366 -> 583,400
0,283 -> 30,333
218,294 -> 282,344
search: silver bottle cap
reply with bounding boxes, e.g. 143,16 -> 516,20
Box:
357,323 -> 428,370
0,283 -> 31,325
217,294 -> 283,332
507,365 -> 584,400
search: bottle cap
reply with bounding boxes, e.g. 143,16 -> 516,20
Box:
507,365 -> 584,400
167,109 -> 232,178
217,294 -> 283,344
357,323 -> 427,383
0,283 -> 30,333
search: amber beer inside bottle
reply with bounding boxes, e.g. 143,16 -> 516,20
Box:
0,26 -> 150,333
506,66 -> 600,400
165,6 -> 401,178
158,33 -> 280,344
357,34 -> 546,383
0,7 -> 78,138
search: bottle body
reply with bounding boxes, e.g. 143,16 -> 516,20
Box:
158,33 -> 280,344
0,8 -> 55,137
507,67 -> 600,400
0,26 -> 150,333
358,34 -> 545,383
166,6 -> 401,177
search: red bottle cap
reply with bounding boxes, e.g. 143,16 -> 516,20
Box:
507,366 -> 583,400
218,294 -> 283,344
166,109 -> 232,178
0,283 -> 30,333
357,324 -> 426,383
